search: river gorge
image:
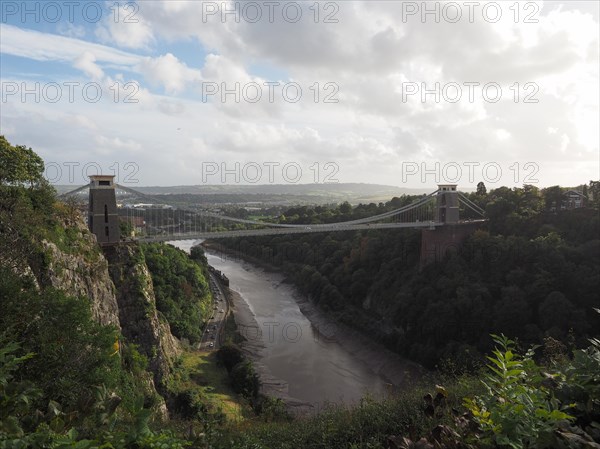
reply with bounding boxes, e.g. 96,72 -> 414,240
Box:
171,240 -> 421,413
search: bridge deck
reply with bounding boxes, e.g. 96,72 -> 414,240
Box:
137,220 -> 487,242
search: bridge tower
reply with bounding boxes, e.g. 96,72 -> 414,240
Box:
420,184 -> 472,268
88,175 -> 120,245
436,184 -> 459,224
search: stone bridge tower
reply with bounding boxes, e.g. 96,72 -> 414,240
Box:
420,184 -> 479,267
436,184 -> 459,224
88,175 -> 120,245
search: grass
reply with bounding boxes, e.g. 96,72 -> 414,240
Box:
179,349 -> 246,422
203,373 -> 486,449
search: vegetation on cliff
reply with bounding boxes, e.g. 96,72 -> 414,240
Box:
142,243 -> 212,344
0,136 -> 188,446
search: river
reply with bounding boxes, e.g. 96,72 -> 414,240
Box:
170,240 -> 417,411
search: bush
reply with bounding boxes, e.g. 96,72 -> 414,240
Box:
230,361 -> 259,399
217,342 -> 244,373
464,334 -> 574,448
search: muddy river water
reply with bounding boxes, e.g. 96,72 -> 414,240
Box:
171,240 -> 419,410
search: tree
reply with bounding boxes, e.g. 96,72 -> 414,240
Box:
538,291 -> 574,332
120,220 -> 134,238
230,361 -> 259,398
190,245 -> 208,265
588,180 -> 600,209
493,286 -> 531,338
339,201 -> 352,215
521,184 -> 543,215
217,342 -> 244,372
542,185 -> 564,211
0,136 -> 45,187
476,181 -> 487,196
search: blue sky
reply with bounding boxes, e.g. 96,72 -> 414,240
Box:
1,1 -> 598,188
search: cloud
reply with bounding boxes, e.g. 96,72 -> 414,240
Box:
0,24 -> 141,66
57,22 -> 86,39
136,53 -> 202,94
95,135 -> 142,153
73,52 -> 104,80
95,4 -> 155,50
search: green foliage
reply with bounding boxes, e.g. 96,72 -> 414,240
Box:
190,245 -> 208,265
477,181 -> 487,196
217,343 -> 244,373
208,386 -> 453,449
251,396 -> 291,423
121,343 -> 149,376
551,311 -> 600,442
0,269 -> 121,411
119,220 -> 133,238
0,136 -> 56,265
142,243 -> 211,343
0,342 -> 40,441
230,361 -> 259,399
0,340 -> 190,449
464,334 -> 574,448
0,135 -> 45,187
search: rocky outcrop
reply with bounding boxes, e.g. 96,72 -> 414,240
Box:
103,243 -> 180,396
19,212 -> 176,421
37,219 -> 121,328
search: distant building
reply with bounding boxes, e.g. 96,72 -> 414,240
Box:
563,190 -> 586,210
127,203 -> 173,210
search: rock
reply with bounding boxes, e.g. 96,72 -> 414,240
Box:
104,243 -> 180,399
36,218 -> 120,328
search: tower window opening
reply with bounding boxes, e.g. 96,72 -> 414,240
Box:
104,204 -> 109,223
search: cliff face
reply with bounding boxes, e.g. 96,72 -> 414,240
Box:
36,219 -> 121,327
28,215 -> 178,420
103,243 -> 180,394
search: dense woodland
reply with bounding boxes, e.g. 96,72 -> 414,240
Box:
1,136 -> 599,448
217,183 -> 600,370
143,243 -> 212,344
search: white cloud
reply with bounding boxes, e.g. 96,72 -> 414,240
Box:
73,52 -> 104,80
57,22 -> 86,39
95,136 -> 142,153
136,53 -> 202,94
0,24 -> 141,66
95,4 -> 155,50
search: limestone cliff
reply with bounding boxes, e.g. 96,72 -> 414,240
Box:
26,214 -> 178,420
103,243 -> 180,395
32,217 -> 121,327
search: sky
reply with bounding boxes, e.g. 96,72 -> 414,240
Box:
1,0 -> 598,189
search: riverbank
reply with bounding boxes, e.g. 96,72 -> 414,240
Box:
203,242 -> 424,395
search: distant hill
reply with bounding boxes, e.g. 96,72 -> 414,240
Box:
54,183 -> 434,204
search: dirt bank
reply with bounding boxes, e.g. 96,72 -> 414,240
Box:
223,283 -> 317,415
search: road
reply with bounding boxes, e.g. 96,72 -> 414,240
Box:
198,270 -> 229,351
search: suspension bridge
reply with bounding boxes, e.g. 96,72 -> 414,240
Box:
60,177 -> 486,245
